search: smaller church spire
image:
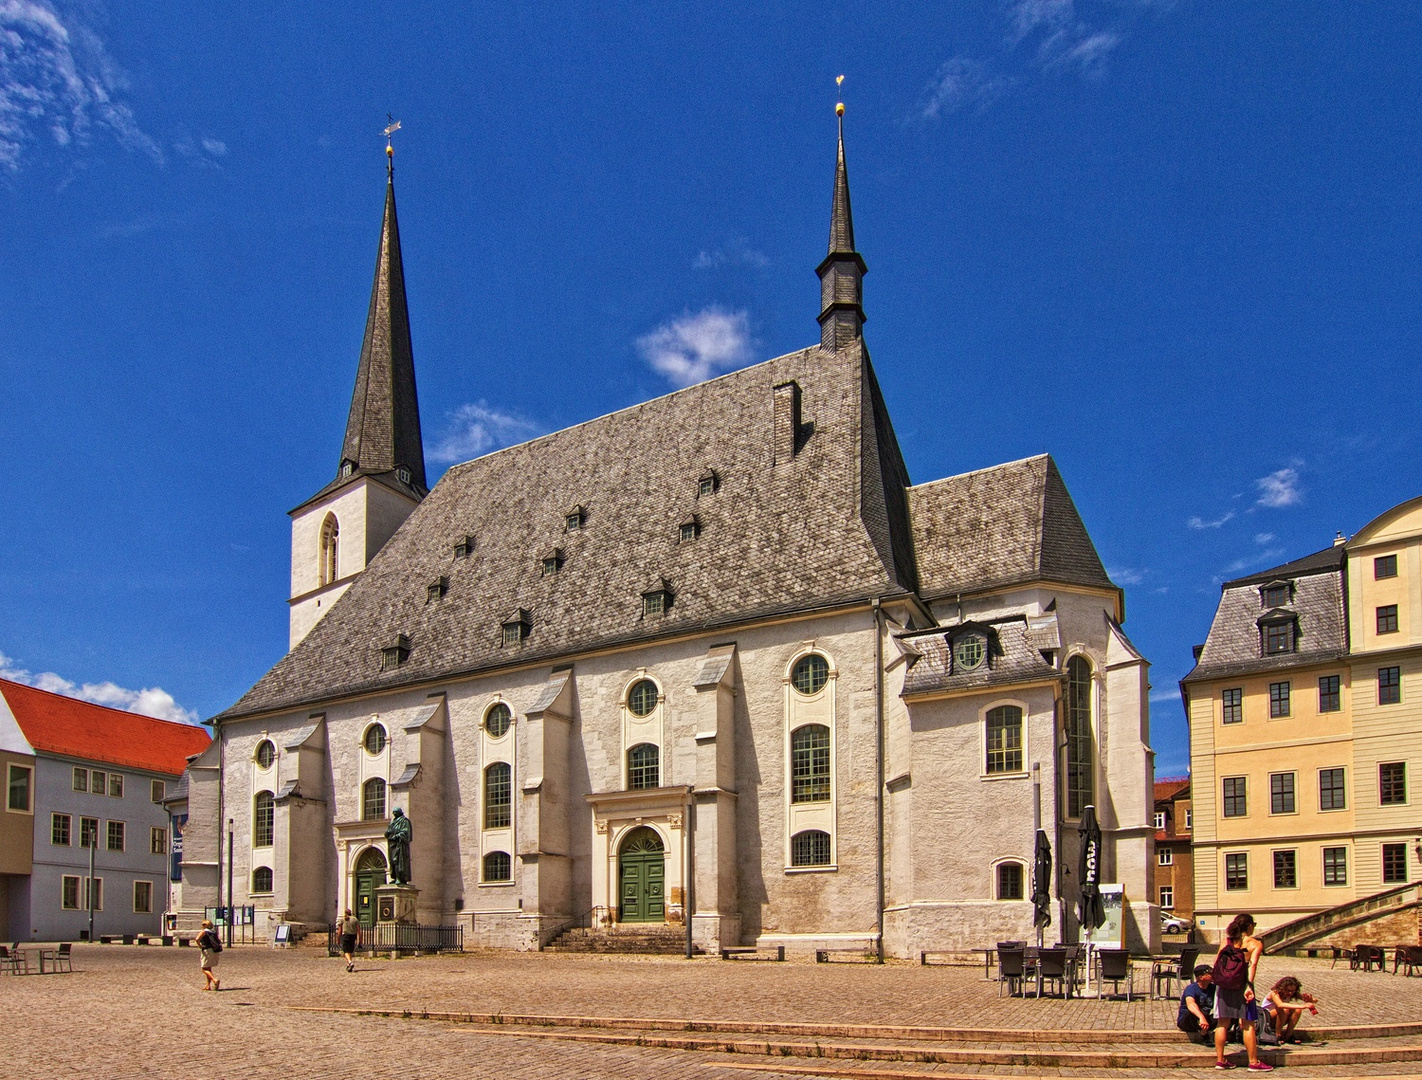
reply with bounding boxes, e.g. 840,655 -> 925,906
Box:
817,90 -> 867,351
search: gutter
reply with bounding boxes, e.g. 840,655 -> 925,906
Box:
873,597 -> 885,963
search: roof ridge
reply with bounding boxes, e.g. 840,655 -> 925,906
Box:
907,453 -> 1050,492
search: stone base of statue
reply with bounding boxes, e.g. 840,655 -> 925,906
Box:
374,883 -> 419,926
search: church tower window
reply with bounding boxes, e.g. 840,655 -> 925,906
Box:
1065,657 -> 1094,817
791,830 -> 831,867
362,778 -> 386,820
627,679 -> 659,718
627,743 -> 660,789
255,739 -> 276,770
791,654 -> 830,696
253,791 -> 274,847
790,725 -> 831,803
319,514 -> 339,586
485,703 -> 512,738
483,851 -> 511,882
252,866 -> 273,893
364,723 -> 387,755
484,763 -> 512,829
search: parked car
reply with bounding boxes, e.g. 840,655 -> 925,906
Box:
1161,912 -> 1191,934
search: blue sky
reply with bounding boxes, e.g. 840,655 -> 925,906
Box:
2,2 -> 1420,776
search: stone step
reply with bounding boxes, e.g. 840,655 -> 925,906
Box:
544,924 -> 699,955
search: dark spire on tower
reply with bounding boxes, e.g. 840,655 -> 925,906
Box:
337,153 -> 427,496
817,101 -> 867,352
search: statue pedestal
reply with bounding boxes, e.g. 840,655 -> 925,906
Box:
374,884 -> 420,926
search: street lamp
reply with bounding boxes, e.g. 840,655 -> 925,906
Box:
226,818 -> 234,948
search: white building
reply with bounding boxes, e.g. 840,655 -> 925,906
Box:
179,121 -> 1157,955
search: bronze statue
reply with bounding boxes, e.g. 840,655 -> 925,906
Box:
385,807 -> 413,885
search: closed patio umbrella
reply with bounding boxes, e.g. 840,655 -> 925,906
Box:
1031,829 -> 1053,935
1077,805 -> 1104,934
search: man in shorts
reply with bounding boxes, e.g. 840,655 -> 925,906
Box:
338,908 -> 360,972
196,919 -> 221,991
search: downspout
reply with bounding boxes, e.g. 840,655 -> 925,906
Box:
872,597 -> 885,963
215,718 -> 224,931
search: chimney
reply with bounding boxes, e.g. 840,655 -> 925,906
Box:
773,381 -> 802,464
1333,532 -> 1346,547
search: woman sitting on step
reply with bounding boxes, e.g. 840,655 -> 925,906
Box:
1260,976 -> 1319,1045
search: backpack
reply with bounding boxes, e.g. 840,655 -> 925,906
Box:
203,930 -> 222,953
1212,944 -> 1248,990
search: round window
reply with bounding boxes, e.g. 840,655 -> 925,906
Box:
627,679 -> 659,718
485,702 -> 512,738
363,724 -> 387,755
954,634 -> 986,672
255,740 -> 276,769
791,654 -> 830,696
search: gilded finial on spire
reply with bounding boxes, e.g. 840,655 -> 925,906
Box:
383,114 -> 402,177
835,74 -> 845,117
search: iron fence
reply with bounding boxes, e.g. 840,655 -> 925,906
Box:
328,922 -> 464,956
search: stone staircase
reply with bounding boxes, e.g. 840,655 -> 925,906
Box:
543,924 -> 702,955
1261,882 -> 1421,954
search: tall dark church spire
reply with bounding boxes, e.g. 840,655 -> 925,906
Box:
817,102 -> 867,351
338,159 -> 427,495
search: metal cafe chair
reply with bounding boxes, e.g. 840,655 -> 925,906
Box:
1034,947 -> 1069,998
1151,946 -> 1199,1001
1097,948 -> 1135,1000
997,947 -> 1031,997
0,945 -> 29,975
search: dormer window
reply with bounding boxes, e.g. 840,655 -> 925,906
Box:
697,469 -> 719,497
565,507 -> 585,531
454,535 -> 475,559
1259,614 -> 1297,656
642,582 -> 672,617
340,460 -> 355,478
381,634 -> 411,670
426,577 -> 448,602
679,516 -> 700,543
541,550 -> 564,576
953,632 -> 987,673
1261,582 -> 1291,608
501,609 -> 531,646
396,465 -> 412,485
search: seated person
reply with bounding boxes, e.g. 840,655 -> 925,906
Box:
1262,976 -> 1319,1044
1177,965 -> 1217,1041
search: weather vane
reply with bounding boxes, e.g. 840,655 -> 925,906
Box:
384,113 -> 402,174
836,74 -> 845,117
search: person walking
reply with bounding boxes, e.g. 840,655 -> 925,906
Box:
1211,913 -> 1270,1071
338,908 -> 360,973
196,919 -> 222,991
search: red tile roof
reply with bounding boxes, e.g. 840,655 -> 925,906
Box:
1155,776 -> 1190,803
0,678 -> 210,776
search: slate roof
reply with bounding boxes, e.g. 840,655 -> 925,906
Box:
1183,546 -> 1346,683
900,617 -> 1062,699
297,175 -> 426,512
907,455 -> 1115,601
221,342 -> 918,720
0,678 -> 210,775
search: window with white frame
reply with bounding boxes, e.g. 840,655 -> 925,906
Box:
51,813 -> 71,846
62,876 -> 80,909
252,866 -> 273,893
996,861 -> 1024,900
1158,847 -> 1173,866
985,705 -> 1024,774
1065,656 -> 1093,815
1153,811 -> 1166,830
484,763 -> 512,829
362,778 -> 387,821
790,830 -> 831,868
84,877 -> 103,911
1159,886 -> 1174,909
133,880 -> 153,913
151,827 -> 167,854
254,790 -> 275,846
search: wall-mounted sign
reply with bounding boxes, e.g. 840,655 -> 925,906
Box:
378,896 -> 395,922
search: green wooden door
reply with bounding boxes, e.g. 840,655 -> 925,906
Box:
355,866 -> 386,927
618,828 -> 666,923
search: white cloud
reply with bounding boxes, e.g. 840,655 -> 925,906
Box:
175,131 -> 227,168
919,56 -> 1006,118
0,0 -> 161,169
200,136 -> 225,156
1256,468 -> 1302,509
637,307 -> 754,388
427,401 -> 542,464
693,237 -> 770,270
1188,511 -> 1235,530
1254,532 -> 1275,545
1106,565 -> 1144,585
0,650 -> 198,723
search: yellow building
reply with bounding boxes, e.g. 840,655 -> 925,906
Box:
1184,498 -> 1422,939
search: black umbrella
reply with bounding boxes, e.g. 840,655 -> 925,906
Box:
1031,829 -> 1053,934
1077,805 -> 1105,933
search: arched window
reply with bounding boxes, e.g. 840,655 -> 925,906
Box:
319,514 -> 339,586
985,705 -> 1024,774
791,654 -> 830,696
362,778 -> 386,821
996,861 -> 1025,900
484,763 -> 511,829
363,723 -> 387,755
791,829 -> 831,867
252,866 -> 273,893
627,743 -> 660,790
790,724 -> 831,803
482,851 -> 511,882
1065,656 -> 1094,817
254,739 -> 276,769
485,703 -> 512,738
253,790 -> 274,847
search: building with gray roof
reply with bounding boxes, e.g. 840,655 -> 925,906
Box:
178,114 -> 1156,956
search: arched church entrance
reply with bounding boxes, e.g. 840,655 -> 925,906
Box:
618,826 -> 665,923
354,847 -> 387,927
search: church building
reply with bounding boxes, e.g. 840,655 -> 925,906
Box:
177,115 -> 1157,956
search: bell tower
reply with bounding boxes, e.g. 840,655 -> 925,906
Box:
288,145 -> 427,648
817,100 -> 867,352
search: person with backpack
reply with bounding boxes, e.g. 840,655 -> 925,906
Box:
197,918 -> 222,991
1211,913 -> 1270,1070
338,908 -> 360,973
